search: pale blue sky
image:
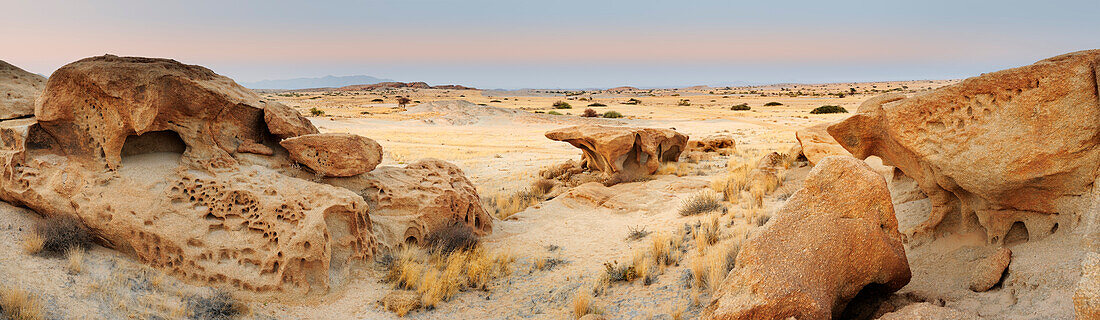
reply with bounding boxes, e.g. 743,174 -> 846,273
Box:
2,0 -> 1098,88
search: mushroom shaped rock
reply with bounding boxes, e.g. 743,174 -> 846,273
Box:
34,55 -> 317,170
545,125 -> 687,175
0,60 -> 45,120
281,133 -> 383,177
704,156 -> 911,320
827,49 -> 1100,245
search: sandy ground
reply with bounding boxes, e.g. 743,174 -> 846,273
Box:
11,80 -> 1052,320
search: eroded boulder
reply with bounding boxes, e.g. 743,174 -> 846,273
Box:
1076,252 -> 1100,319
545,125 -> 687,175
35,55 -> 317,170
704,156 -> 910,319
326,159 -> 492,249
795,122 -> 852,166
281,133 -> 383,177
828,50 -> 1100,245
688,134 -> 736,155
0,60 -> 45,120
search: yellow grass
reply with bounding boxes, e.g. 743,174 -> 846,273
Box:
22,232 -> 44,255
385,245 -> 514,313
1,287 -> 43,320
483,190 -> 541,220
66,246 -> 86,274
658,162 -> 695,177
572,290 -> 594,319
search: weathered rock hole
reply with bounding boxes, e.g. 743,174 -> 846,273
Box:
120,130 -> 186,157
1004,221 -> 1029,246
837,283 -> 891,320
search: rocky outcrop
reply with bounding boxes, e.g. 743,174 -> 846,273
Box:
545,125 -> 687,175
968,247 -> 1011,292
795,122 -> 852,166
281,133 -> 383,177
704,156 -> 910,319
0,60 -> 45,120
326,159 -> 492,249
0,55 -> 377,298
828,50 -> 1100,245
877,303 -> 977,320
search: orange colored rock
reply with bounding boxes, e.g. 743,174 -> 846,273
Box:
0,60 -> 44,120
326,159 -> 492,249
795,122 -> 852,166
689,134 -> 736,155
1075,252 -> 1100,319
280,133 -> 382,177
828,50 -> 1100,244
704,156 -> 910,319
545,125 -> 687,175
968,247 -> 1011,292
35,55 -> 317,170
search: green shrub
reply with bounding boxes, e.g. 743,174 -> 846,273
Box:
810,105 -> 848,114
623,98 -> 642,105
553,101 -> 572,109
677,99 -> 691,106
588,102 -> 607,107
730,103 -> 750,111
602,111 -> 623,118
490,100 -> 502,103
309,107 -> 325,116
764,101 -> 783,106
371,98 -> 384,102
548,111 -> 563,115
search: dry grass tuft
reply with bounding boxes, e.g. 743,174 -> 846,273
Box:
679,191 -> 724,216
482,190 -> 541,220
531,179 -> 556,195
0,287 -> 43,320
658,162 -> 696,177
382,244 -> 514,313
66,247 -> 86,274
572,290 -> 596,318
22,232 -> 44,255
711,163 -> 752,202
690,241 -> 742,293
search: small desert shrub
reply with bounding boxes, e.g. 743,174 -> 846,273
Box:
309,107 -> 324,116
22,232 -> 44,255
602,111 -> 623,118
623,98 -> 641,105
425,224 -> 480,254
677,99 -> 691,106
602,261 -> 638,282
489,100 -> 502,103
482,190 -> 541,220
581,108 -> 599,117
679,191 -> 723,216
533,257 -> 567,271
531,179 -> 556,196
187,290 -> 243,320
1,287 -> 43,320
730,103 -> 750,111
754,213 -> 771,227
553,101 -> 572,109
810,105 -> 848,114
547,111 -> 563,115
626,226 -> 651,241
371,98 -> 384,102
587,102 -> 607,107
764,101 -> 783,106
34,215 -> 93,256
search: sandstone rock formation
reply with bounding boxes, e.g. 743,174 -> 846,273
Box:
326,159 -> 492,249
1076,252 -> 1100,319
688,134 -> 736,155
828,50 -> 1100,245
877,303 -> 977,320
36,55 -> 318,171
968,247 -> 1011,292
545,125 -> 687,175
704,156 -> 910,319
795,122 -> 852,166
281,133 -> 383,177
0,55 -> 378,298
0,60 -> 45,120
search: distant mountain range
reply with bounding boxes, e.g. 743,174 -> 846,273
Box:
241,75 -> 393,89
